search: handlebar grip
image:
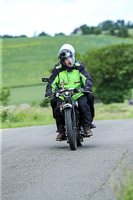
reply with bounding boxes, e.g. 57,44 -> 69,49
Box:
73,88 -> 79,93
44,94 -> 54,99
42,78 -> 49,82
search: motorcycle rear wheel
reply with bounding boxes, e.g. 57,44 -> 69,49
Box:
77,131 -> 82,146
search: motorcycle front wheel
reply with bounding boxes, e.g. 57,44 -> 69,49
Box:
65,108 -> 77,150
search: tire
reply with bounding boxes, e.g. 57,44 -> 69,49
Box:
65,108 -> 77,150
77,131 -> 82,146
75,109 -> 82,146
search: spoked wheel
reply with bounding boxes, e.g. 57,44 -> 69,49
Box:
65,108 -> 77,150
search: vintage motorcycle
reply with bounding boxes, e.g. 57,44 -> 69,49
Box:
42,78 -> 90,151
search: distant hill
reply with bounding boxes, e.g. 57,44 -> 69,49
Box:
2,34 -> 133,88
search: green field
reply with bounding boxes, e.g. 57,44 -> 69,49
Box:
9,85 -> 45,105
1,34 -> 133,105
2,35 -> 133,88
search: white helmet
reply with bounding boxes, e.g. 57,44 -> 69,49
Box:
58,44 -> 75,67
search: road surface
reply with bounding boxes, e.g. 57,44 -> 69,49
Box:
1,119 -> 133,200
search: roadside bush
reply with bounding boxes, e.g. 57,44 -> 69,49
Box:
0,106 -> 17,123
0,107 -> 9,122
40,98 -> 50,107
83,44 -> 133,104
0,87 -> 10,106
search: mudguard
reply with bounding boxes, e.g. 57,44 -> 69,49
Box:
63,103 -> 72,109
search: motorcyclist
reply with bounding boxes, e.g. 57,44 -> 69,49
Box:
45,44 -> 94,141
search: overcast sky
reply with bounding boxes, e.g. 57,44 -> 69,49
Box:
1,0 -> 133,37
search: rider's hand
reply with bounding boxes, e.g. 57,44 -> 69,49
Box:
55,87 -> 60,93
84,86 -> 92,92
45,92 -> 53,98
73,88 -> 79,93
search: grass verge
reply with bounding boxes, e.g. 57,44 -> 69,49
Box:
0,103 -> 133,129
114,170 -> 133,200
95,103 -> 133,120
0,106 -> 55,129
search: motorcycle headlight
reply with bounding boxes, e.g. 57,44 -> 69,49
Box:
64,91 -> 71,97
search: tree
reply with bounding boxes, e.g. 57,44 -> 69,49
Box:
2,35 -> 13,38
80,24 -> 92,34
71,28 -> 78,34
0,88 -> 10,106
98,20 -> 115,30
126,21 -> 133,28
115,19 -> 125,29
55,32 -> 65,36
94,28 -> 102,35
117,27 -> 129,37
82,44 -> 133,104
110,27 -> 116,35
19,35 -> 27,38
38,32 -> 49,37
72,25 -> 95,35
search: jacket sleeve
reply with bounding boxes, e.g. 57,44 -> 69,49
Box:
79,62 -> 92,88
46,65 -> 59,94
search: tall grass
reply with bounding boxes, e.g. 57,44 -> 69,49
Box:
1,103 -> 133,129
114,170 -> 133,200
95,103 -> 133,120
0,105 -> 55,128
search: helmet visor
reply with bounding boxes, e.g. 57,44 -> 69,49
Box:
64,57 -> 75,67
59,50 -> 75,67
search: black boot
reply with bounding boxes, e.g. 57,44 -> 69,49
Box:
90,123 -> 96,129
56,129 -> 66,141
83,127 -> 93,137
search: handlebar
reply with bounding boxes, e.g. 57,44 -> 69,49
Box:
42,78 -> 92,99
44,88 -> 92,99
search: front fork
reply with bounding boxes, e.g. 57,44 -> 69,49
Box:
60,101 -> 77,130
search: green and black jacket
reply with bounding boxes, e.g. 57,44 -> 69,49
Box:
46,61 -> 92,101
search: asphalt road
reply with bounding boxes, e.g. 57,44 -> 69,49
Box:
1,119 -> 133,200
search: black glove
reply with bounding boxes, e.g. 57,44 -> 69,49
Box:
73,88 -> 79,93
84,86 -> 92,92
45,91 -> 53,98
55,87 -> 60,93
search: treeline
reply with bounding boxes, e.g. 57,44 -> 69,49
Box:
72,19 -> 133,37
0,34 -> 27,38
1,19 -> 133,38
0,32 -> 65,38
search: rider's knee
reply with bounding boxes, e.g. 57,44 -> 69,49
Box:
87,93 -> 94,101
50,97 -> 57,109
78,97 -> 90,113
